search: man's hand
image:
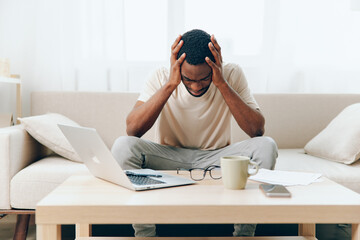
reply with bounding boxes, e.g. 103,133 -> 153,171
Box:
205,35 -> 226,88
169,35 -> 186,87
205,34 -> 265,137
126,35 -> 186,137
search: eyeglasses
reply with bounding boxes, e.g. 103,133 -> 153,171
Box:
177,165 -> 221,181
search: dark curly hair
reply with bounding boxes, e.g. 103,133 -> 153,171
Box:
177,29 -> 215,65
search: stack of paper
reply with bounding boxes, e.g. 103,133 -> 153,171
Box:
249,169 -> 322,186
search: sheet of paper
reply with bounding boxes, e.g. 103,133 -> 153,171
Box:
249,169 -> 322,186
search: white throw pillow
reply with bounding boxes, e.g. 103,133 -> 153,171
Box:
18,113 -> 83,163
304,103 -> 360,164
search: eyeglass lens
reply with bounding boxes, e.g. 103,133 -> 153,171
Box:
190,168 -> 206,181
209,166 -> 222,179
189,166 -> 222,181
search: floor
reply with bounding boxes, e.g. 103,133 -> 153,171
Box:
0,214 -> 352,240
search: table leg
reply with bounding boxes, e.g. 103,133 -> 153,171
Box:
76,223 -> 92,237
353,224 -> 360,240
298,223 -> 316,236
36,224 -> 61,240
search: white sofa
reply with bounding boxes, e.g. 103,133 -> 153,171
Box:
1,92 -> 360,235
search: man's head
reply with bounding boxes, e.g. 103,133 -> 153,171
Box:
177,29 -> 215,97
177,29 -> 215,65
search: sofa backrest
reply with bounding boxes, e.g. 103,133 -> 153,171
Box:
32,92 -> 360,149
31,92 -> 144,149
232,94 -> 360,148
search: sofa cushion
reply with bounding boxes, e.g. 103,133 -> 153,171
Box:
18,113 -> 83,163
10,156 -> 88,209
304,103 -> 360,164
275,149 -> 360,193
10,149 -> 360,209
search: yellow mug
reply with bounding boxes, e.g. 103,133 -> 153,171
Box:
221,156 -> 259,190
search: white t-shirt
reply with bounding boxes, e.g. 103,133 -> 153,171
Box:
138,63 -> 259,150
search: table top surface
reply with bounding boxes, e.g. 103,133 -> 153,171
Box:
37,172 -> 360,206
36,172 -> 360,224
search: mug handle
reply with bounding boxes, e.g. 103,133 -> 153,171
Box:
248,161 -> 259,176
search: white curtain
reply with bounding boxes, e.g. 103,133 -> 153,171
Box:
1,0 -> 360,117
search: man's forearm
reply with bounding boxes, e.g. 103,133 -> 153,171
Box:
126,83 -> 177,137
217,82 -> 265,137
205,37 -> 264,137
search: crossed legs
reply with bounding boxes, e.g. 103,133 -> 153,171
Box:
111,136 -> 278,237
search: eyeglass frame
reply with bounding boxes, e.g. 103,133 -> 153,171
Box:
176,165 -> 222,181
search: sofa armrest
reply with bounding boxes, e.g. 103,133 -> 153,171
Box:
0,125 -> 48,209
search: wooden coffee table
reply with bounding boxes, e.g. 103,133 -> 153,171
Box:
36,172 -> 360,240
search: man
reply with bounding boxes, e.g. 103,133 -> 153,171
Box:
111,29 -> 278,237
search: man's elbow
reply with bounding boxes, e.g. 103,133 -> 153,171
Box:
126,127 -> 136,137
126,126 -> 143,138
253,127 -> 264,137
126,121 -> 142,138
252,110 -> 265,137
251,119 -> 265,137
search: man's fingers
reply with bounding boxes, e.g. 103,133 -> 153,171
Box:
205,56 -> 216,68
171,35 -> 182,50
172,40 -> 183,56
211,35 -> 223,63
208,42 -> 221,64
171,38 -> 184,64
177,53 -> 186,65
211,34 -> 221,53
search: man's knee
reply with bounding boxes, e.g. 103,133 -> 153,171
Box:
111,136 -> 145,169
258,136 -> 278,155
253,136 -> 278,170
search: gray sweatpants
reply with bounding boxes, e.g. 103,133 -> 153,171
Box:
111,136 -> 278,237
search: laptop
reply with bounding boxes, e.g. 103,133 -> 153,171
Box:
58,124 -> 195,191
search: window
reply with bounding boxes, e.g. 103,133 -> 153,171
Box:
184,0 -> 264,56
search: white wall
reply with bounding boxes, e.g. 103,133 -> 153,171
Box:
1,0 -> 360,119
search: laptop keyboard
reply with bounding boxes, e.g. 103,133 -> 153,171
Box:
127,174 -> 165,185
